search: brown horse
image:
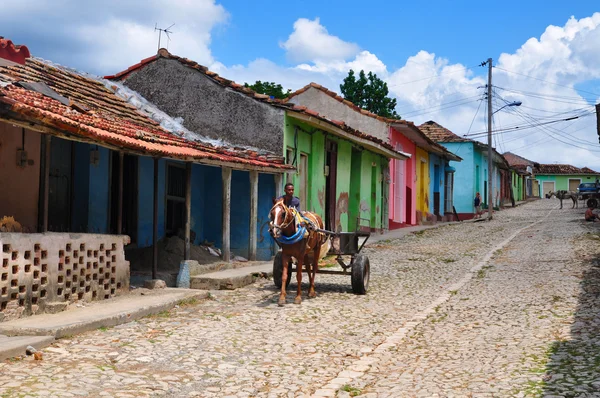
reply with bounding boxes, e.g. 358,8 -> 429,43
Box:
268,199 -> 326,306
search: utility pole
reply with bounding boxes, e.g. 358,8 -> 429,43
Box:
487,58 -> 493,220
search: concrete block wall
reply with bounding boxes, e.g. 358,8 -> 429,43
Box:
0,233 -> 130,322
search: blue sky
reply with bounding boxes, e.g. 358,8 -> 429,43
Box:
211,1 -> 598,73
3,1 -> 600,169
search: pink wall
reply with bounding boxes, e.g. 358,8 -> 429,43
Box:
0,123 -> 41,231
388,127 -> 417,227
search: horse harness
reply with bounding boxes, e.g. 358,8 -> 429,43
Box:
270,203 -> 326,248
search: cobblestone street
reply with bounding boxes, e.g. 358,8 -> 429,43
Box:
2,199 -> 600,398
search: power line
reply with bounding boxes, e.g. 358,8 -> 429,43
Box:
494,88 -> 593,107
504,105 -> 600,152
494,66 -> 600,98
400,95 -> 482,118
464,112 -> 595,138
388,63 -> 482,87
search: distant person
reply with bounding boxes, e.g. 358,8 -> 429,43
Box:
474,192 -> 482,219
278,183 -> 301,211
585,206 -> 600,222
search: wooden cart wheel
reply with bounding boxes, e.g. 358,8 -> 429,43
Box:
351,254 -> 370,295
273,252 -> 292,289
587,198 -> 598,209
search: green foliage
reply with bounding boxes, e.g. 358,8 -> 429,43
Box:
244,81 -> 291,99
340,69 -> 400,119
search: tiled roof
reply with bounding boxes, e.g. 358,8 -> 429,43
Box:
106,50 -> 407,158
285,82 -> 413,125
502,152 -> 536,167
418,120 -> 511,169
534,164 -> 599,175
284,83 -> 457,160
0,38 -> 30,65
512,165 -> 531,175
418,120 -> 471,143
0,51 -> 291,171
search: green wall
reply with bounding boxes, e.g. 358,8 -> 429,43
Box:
536,174 -> 599,196
284,113 -> 388,232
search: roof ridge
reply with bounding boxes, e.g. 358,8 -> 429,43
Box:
105,51 -> 406,158
286,82 -> 409,125
0,37 -> 31,65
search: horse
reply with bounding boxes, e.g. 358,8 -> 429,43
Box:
549,190 -> 578,209
268,199 -> 326,306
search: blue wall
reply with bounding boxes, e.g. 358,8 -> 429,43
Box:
118,156 -> 276,261
89,147 -> 110,233
231,170 -> 251,257
200,165 -> 223,249
137,157 -> 166,247
72,143 -> 90,232
441,142 -> 476,213
258,173 -> 277,260
428,153 -> 445,215
190,164 -> 205,245
71,143 -> 109,233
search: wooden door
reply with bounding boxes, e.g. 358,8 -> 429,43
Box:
325,140 -> 338,231
48,138 -> 73,231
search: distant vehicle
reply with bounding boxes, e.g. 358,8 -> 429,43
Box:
577,182 -> 599,199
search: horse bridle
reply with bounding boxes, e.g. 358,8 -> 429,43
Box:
269,202 -> 295,234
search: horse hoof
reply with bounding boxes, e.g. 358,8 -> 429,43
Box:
308,291 -> 316,298
294,297 -> 302,304
278,298 -> 286,306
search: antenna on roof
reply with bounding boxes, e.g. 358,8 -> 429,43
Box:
154,23 -> 174,51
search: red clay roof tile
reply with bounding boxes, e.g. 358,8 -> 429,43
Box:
535,164 -> 599,175
0,56 -> 292,171
106,50 -> 405,157
0,38 -> 30,65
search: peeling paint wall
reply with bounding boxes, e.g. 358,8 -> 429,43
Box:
283,115 -> 325,216
121,58 -> 285,154
284,114 -> 387,232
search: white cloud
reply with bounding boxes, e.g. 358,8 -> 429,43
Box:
280,18 -> 360,63
4,5 -> 600,169
2,0 -> 228,75
214,12 -> 600,170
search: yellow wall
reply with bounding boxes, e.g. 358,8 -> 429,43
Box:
415,148 -> 430,216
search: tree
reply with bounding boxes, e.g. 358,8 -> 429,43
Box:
244,81 -> 291,99
340,70 -> 400,119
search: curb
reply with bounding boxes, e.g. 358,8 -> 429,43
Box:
0,289 -> 207,360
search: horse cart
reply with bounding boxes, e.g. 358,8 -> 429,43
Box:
272,226 -> 371,295
577,182 -> 600,209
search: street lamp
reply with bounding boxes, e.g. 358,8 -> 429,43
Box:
486,71 -> 522,221
492,100 -> 522,115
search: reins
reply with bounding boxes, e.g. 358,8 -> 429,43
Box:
269,201 -> 312,245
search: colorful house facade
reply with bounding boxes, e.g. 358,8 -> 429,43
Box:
0,40 -> 292,320
107,51 -> 408,236
533,164 -> 600,197
419,121 -> 508,219
285,83 -> 460,228
503,152 -> 536,201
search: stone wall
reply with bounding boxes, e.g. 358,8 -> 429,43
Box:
0,233 -> 130,322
